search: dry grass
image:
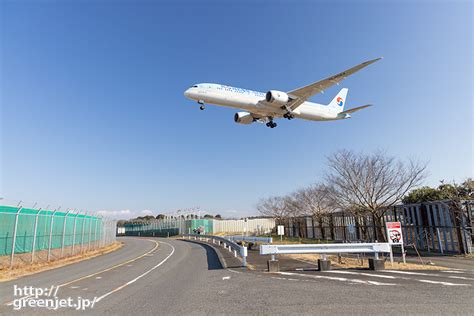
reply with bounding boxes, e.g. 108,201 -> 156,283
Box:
281,253 -> 449,270
0,241 -> 123,282
246,263 -> 256,270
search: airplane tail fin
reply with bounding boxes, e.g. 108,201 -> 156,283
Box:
327,88 -> 348,113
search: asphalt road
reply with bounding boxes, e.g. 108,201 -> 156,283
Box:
1,237 -> 473,315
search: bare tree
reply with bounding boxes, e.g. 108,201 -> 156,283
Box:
256,196 -> 288,224
280,191 -> 310,238
296,184 -> 337,239
283,191 -> 307,217
297,184 -> 336,218
325,150 -> 427,241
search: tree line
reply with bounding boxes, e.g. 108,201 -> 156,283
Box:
257,149 -> 473,241
257,149 -> 431,240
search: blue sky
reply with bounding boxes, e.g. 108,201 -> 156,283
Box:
1,0 -> 472,218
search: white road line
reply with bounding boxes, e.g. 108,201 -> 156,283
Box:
445,275 -> 474,281
367,281 -> 397,286
5,239 -> 161,307
381,270 -> 432,276
222,276 -> 231,280
95,241 -> 175,302
418,279 -> 470,286
326,270 -> 397,279
70,286 -> 80,289
58,239 -> 160,288
278,271 -> 396,286
441,270 -> 474,275
281,270 -> 471,286
382,270 -> 474,280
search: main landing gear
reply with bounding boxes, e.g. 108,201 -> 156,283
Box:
283,112 -> 294,120
266,121 -> 277,128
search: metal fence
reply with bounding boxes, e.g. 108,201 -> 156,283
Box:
282,200 -> 473,255
122,217 -> 276,236
123,217 -> 185,237
0,205 -> 117,268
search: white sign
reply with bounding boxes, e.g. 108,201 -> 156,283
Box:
277,225 -> 284,236
386,222 -> 403,244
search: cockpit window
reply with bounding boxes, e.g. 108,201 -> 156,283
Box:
192,85 -> 198,88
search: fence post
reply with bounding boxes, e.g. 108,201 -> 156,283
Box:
71,212 -> 80,255
47,208 -> 59,262
102,219 -> 106,247
330,213 -> 335,240
31,208 -> 43,263
80,213 -> 86,253
93,216 -> 98,250
88,213 -> 93,251
10,206 -> 23,269
60,209 -> 72,257
97,216 -> 103,248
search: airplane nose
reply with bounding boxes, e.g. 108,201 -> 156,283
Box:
184,89 -> 190,98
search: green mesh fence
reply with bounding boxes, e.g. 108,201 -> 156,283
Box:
0,205 -> 104,256
185,219 -> 213,234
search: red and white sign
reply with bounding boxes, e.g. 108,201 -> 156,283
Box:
386,222 -> 403,244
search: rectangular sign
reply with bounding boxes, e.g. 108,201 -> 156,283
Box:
277,225 -> 284,236
386,222 -> 403,244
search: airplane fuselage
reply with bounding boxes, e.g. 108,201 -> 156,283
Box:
184,83 -> 349,121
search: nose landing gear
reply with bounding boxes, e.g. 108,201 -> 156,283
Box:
197,100 -> 205,110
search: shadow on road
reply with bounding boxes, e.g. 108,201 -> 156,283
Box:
181,240 -> 224,270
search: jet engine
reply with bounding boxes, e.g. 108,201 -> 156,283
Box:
234,112 -> 254,124
265,90 -> 290,105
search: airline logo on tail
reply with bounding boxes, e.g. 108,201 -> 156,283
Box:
336,97 -> 344,106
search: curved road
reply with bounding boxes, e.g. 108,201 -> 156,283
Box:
1,237 -> 472,315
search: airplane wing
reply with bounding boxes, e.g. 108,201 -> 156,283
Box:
339,104 -> 372,115
285,57 -> 382,111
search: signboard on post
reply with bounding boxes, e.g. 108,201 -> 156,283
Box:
385,221 -> 405,264
386,222 -> 403,244
277,225 -> 284,241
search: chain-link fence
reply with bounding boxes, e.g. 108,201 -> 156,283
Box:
121,217 -> 276,236
0,205 -> 117,269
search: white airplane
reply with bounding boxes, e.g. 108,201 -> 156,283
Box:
184,58 -> 381,128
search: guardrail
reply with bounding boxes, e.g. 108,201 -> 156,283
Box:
182,234 -> 247,267
260,243 -> 391,271
226,236 -> 273,243
260,243 -> 390,257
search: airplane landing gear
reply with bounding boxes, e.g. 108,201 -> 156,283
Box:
266,121 -> 277,128
197,100 -> 205,110
283,112 -> 294,120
